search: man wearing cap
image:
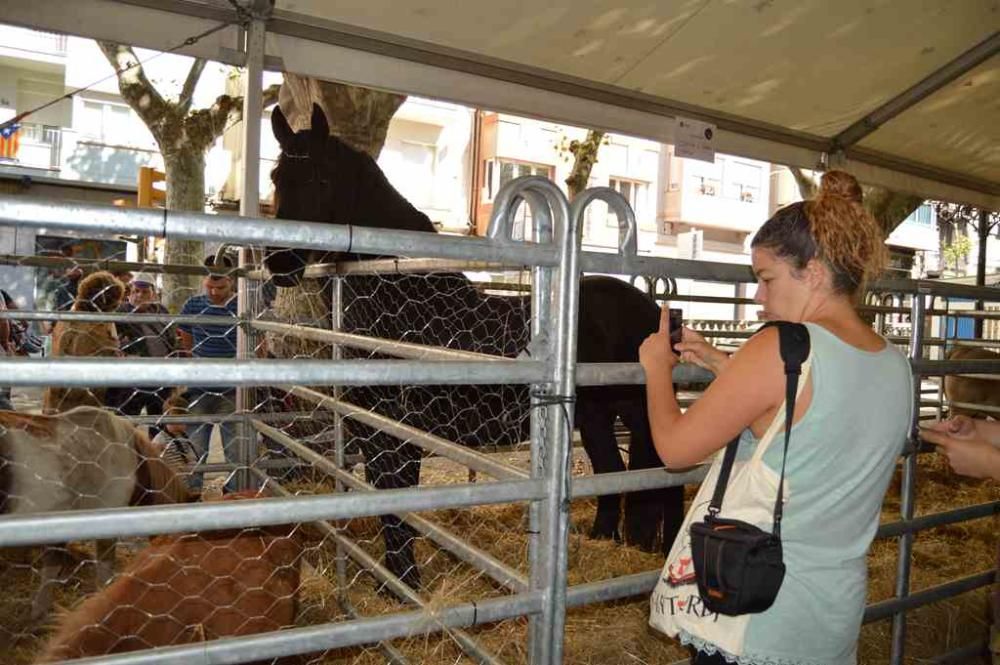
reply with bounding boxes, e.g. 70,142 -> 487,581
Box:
177,255 -> 240,493
108,272 -> 176,425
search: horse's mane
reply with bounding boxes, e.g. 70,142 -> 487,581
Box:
130,425 -> 197,505
0,410 -> 59,438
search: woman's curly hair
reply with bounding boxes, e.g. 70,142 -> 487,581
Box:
751,170 -> 887,295
73,271 -> 125,313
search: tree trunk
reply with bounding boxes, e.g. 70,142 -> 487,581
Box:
278,74 -> 405,157
787,167 -> 922,239
161,149 -> 206,313
564,130 -> 605,200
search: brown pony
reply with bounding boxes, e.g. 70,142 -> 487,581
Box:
37,493 -> 303,664
944,346 -> 1000,418
0,406 -> 194,620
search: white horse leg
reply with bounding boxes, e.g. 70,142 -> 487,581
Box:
95,539 -> 116,588
30,546 -> 59,622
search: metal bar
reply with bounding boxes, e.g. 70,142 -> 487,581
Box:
865,570 -> 997,624
564,570 -> 660,608
832,31 -> 1000,150
0,196 -> 561,267
251,419 -> 528,593
337,597 -> 411,665
329,273 -> 349,604
537,185 -> 584,664
0,310 -> 238,326
0,253 -> 247,278
577,361 -> 715,386
285,388 -> 528,481
0,357 -> 547,387
873,278 -> 1000,302
926,639 -> 990,664
911,358 -> 1000,376
946,400 -> 1000,415
570,466 -> 707,498
306,257 -> 510,276
876,501 -> 1000,539
523,188 -> 555,662
127,410 -> 338,426
890,289 -> 927,663
252,320 -> 507,362
0,478 -> 545,546
52,590 -> 545,665
232,1 -> 267,494
257,472 -> 506,665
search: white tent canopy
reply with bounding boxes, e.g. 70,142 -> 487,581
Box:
5,0 -> 999,209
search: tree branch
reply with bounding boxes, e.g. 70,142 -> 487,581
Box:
96,41 -> 169,144
787,166 -> 817,199
262,84 -> 280,108
178,58 -> 207,114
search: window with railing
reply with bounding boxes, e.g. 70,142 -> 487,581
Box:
907,203 -> 933,226
723,160 -> 762,203
481,159 -> 551,202
14,122 -> 62,170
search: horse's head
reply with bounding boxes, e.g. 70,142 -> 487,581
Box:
267,104 -> 340,286
267,103 -> 437,287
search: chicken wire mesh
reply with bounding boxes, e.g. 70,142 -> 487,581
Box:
2,242 -> 996,665
2,250 -> 684,665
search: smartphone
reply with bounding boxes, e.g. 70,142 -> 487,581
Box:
669,308 -> 683,354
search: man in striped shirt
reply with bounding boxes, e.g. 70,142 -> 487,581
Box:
177,255 -> 239,493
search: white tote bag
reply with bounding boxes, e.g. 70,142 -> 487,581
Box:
649,360 -> 811,657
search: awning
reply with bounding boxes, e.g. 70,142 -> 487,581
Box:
4,0 -> 998,208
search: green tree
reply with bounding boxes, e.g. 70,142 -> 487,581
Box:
97,42 -> 278,311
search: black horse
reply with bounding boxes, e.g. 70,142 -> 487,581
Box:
267,104 -> 682,590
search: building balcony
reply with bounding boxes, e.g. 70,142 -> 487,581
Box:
0,122 -> 62,172
0,25 -> 67,66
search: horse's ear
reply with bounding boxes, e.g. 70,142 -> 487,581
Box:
310,103 -> 329,140
271,106 -> 295,148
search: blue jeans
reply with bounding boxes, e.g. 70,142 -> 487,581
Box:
186,390 -> 239,493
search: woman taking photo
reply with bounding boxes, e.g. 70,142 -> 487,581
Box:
642,171 -> 912,665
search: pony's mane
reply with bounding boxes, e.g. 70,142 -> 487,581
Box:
130,426 -> 196,505
0,410 -> 59,438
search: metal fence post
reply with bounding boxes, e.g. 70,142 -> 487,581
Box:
233,4 -> 268,492
892,286 -> 928,664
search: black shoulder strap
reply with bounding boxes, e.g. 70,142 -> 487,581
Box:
708,322 -> 810,537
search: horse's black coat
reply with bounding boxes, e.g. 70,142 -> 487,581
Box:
267,105 -> 682,589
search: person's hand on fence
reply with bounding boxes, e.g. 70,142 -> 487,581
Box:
639,305 -> 679,379
673,327 -> 730,376
922,415 -> 976,439
919,426 -> 1000,481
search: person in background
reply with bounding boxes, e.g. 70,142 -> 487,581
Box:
107,273 -> 176,428
152,391 -> 200,496
43,271 -> 125,413
1,289 -> 44,356
0,291 -> 14,410
113,269 -> 134,301
920,416 -> 1000,481
53,251 -> 83,313
177,254 -> 239,493
920,415 -> 1000,665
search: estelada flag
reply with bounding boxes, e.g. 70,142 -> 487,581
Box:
0,123 -> 20,160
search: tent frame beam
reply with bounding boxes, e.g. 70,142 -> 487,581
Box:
832,31 -> 1000,151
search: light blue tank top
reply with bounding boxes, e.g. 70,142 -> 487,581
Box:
684,323 -> 913,665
